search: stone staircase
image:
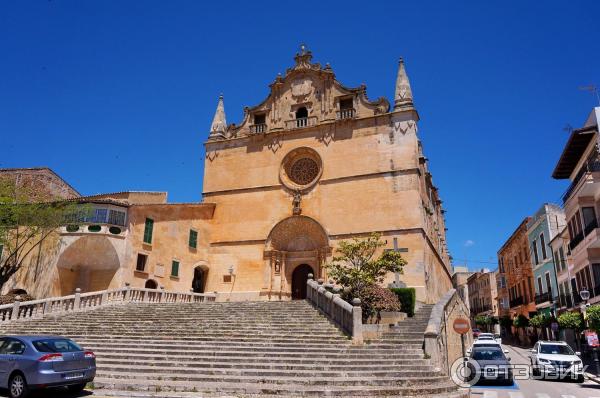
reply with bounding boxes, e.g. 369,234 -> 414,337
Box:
0,300 -> 466,397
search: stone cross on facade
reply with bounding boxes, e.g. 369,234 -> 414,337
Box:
386,237 -> 407,288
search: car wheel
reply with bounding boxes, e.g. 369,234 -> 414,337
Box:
9,373 -> 29,398
577,374 -> 585,383
67,383 -> 87,393
531,361 -> 540,377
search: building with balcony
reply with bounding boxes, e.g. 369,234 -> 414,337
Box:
549,226 -> 577,312
467,269 -> 497,325
494,267 -> 510,319
498,217 -> 537,320
552,106 -> 600,305
526,203 -> 565,317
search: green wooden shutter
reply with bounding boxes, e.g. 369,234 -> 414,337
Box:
143,218 -> 154,244
189,230 -> 198,248
171,260 -> 179,277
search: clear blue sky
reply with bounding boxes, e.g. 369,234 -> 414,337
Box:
2,1 -> 599,270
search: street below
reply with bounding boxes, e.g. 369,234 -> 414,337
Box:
470,345 -> 600,398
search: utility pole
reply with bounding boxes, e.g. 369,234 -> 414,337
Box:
579,85 -> 600,106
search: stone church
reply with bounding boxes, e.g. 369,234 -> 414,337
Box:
200,47 -> 452,303
2,48 -> 452,304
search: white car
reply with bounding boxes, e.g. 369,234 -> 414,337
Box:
530,341 -> 584,382
467,339 -> 509,355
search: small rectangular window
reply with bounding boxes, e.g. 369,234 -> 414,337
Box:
532,240 -> 539,265
254,113 -> 266,125
540,233 -> 547,259
189,229 -> 198,249
171,260 -> 179,277
136,254 -> 147,272
223,275 -> 232,283
143,218 -> 154,244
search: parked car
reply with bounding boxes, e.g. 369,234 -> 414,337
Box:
467,339 -> 509,355
0,335 -> 96,398
472,328 -> 481,338
494,333 -> 502,344
529,340 -> 584,382
467,345 -> 513,385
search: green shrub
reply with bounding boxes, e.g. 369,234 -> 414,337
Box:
345,284 -> 401,323
587,305 -> 600,332
513,314 -> 529,328
390,287 -> 416,317
499,316 -> 512,328
529,314 -> 551,328
558,311 -> 583,331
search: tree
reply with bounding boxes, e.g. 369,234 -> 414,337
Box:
586,305 -> 600,332
499,316 -> 512,329
529,314 -> 551,329
326,233 -> 406,321
0,177 -> 80,292
558,311 -> 583,331
513,314 -> 529,328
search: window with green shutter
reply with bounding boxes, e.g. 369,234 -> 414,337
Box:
143,218 -> 154,244
189,229 -> 198,248
171,260 -> 179,277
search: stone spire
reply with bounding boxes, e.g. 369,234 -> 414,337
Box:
208,94 -> 227,140
394,58 -> 414,110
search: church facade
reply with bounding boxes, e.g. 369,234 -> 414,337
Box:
201,48 -> 452,303
2,48 -> 452,304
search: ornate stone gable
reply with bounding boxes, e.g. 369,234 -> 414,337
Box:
210,46 -> 390,141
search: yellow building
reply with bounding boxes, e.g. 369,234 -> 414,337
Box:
2,48 -> 453,304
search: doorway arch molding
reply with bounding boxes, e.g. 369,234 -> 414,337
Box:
264,215 -> 331,299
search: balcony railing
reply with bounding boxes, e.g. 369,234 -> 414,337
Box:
336,108 -> 356,120
534,291 -> 552,305
249,123 -> 267,134
585,218 -> 599,235
285,116 -> 318,130
563,160 -> 600,203
510,296 -> 524,308
569,231 -> 585,251
559,294 -> 573,308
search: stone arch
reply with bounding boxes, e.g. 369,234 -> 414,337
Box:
265,216 -> 330,299
266,215 -> 329,252
8,289 -> 28,295
192,262 -> 210,293
145,279 -> 158,289
56,236 -> 120,295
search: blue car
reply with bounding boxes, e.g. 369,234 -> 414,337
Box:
0,336 -> 96,398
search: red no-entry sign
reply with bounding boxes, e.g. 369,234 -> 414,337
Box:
453,318 -> 470,335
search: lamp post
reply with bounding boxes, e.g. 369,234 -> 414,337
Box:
580,288 -> 600,375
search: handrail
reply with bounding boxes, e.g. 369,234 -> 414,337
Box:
0,284 -> 216,323
305,274 -> 362,344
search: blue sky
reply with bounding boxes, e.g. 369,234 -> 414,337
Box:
1,1 -> 599,270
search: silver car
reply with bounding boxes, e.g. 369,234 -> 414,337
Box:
0,335 -> 96,398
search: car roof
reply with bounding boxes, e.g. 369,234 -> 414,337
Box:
473,345 -> 502,350
538,340 -> 568,345
1,335 -> 68,342
473,340 -> 500,345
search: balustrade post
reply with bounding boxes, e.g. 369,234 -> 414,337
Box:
74,288 -> 81,310
351,298 -> 363,345
101,290 -> 108,306
43,299 -> 50,315
190,289 -> 194,303
307,273 -> 314,302
12,296 -> 21,320
125,283 -> 131,302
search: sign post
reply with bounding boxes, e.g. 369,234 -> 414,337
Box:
453,318 -> 471,360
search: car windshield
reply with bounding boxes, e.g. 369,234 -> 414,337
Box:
477,336 -> 493,340
33,338 -> 82,353
539,344 -> 574,355
474,343 -> 499,347
473,348 -> 505,361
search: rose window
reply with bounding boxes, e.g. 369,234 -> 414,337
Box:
289,158 -> 319,186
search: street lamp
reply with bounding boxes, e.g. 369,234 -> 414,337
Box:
580,288 -> 600,375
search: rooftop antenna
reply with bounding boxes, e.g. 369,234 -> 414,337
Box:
579,85 -> 600,105
563,124 -> 573,133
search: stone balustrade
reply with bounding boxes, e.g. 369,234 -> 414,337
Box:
424,288 -> 473,374
0,284 -> 216,323
305,274 -> 363,344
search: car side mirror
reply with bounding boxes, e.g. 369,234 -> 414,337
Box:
503,349 -> 509,354
530,349 -> 536,354
576,351 -> 581,356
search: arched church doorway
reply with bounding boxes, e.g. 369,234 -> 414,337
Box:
291,264 -> 313,300
145,279 -> 158,289
192,266 -> 207,293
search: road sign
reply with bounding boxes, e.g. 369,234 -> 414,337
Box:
586,330 -> 600,347
453,318 -> 470,335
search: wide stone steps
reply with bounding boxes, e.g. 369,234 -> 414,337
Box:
0,300 -> 462,397
92,377 -> 460,396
